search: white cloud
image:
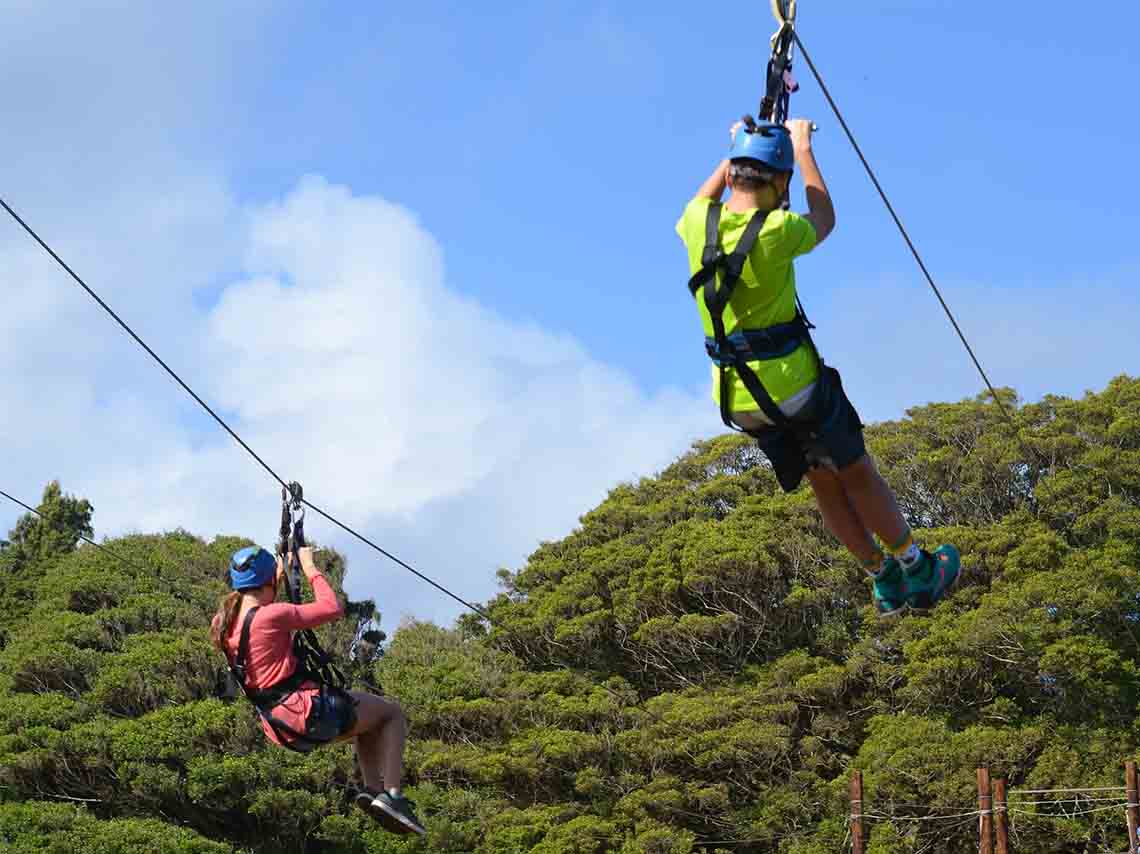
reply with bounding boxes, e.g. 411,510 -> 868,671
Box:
0,0 -> 711,625
2,175 -> 712,625
200,177 -> 713,620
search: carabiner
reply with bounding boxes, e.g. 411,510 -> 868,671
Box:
770,0 -> 796,28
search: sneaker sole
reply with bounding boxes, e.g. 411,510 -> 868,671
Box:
354,795 -> 407,834
876,602 -> 906,619
371,798 -> 427,837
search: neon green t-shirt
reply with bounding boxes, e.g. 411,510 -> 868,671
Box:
676,196 -> 819,412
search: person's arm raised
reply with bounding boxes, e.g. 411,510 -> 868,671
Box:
694,159 -> 730,201
787,118 -> 835,244
270,547 -> 344,630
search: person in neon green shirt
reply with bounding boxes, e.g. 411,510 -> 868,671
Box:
677,195 -> 819,415
677,116 -> 960,615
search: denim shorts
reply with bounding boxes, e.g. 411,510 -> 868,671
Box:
750,365 -> 867,492
304,687 -> 358,744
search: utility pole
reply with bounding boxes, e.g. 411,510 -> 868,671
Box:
850,770 -> 865,854
1126,761 -> 1139,854
978,766 -> 994,854
993,777 -> 1009,854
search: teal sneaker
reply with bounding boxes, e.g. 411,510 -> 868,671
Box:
902,545 -> 961,613
870,558 -> 907,618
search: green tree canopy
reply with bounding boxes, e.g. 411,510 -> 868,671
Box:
2,377 -> 1139,853
2,481 -> 93,568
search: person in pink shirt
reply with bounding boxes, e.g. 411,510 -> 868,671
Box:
210,545 -> 425,836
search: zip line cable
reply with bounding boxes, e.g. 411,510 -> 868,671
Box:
299,497 -> 489,619
0,195 -> 488,620
1012,787 -> 1128,795
0,198 -> 286,492
788,31 -> 1028,440
0,487 -> 149,575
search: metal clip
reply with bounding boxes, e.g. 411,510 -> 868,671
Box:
769,0 -> 796,27
769,0 -> 797,49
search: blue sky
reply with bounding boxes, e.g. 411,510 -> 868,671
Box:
217,1 -> 1139,381
202,0 -> 1139,409
1,1 -> 1137,624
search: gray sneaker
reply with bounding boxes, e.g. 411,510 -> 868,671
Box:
352,789 -> 407,834
371,791 -> 427,837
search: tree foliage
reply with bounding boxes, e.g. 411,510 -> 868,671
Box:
0,482 -> 94,636
1,377 -> 1139,852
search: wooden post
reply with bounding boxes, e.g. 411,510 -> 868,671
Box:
850,770 -> 865,854
978,767 -> 993,854
1126,761 -> 1139,854
993,778 -> 1009,854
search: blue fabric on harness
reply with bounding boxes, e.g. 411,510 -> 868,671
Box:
704,321 -> 806,366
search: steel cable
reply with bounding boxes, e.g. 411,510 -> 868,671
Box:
0,195 -> 487,618
788,32 -> 1039,460
0,487 -> 150,575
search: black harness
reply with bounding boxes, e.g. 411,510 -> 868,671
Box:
224,482 -> 355,753
687,201 -> 821,435
226,606 -> 327,751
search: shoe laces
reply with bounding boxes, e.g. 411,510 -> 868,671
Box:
903,550 -> 933,576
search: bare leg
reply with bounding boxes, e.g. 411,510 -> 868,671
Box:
340,692 -> 407,792
834,455 -> 909,547
805,466 -> 880,564
355,732 -> 385,792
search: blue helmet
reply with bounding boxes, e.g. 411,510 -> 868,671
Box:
229,546 -> 276,590
729,122 -> 794,173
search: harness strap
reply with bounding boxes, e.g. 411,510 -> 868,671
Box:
279,483 -> 304,606
706,322 -> 806,364
275,480 -> 349,693
234,605 -> 257,674
688,203 -> 723,297
228,605 -> 343,753
689,204 -> 797,430
726,351 -> 795,430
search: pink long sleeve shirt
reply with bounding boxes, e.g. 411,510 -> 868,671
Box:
217,573 -> 344,747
